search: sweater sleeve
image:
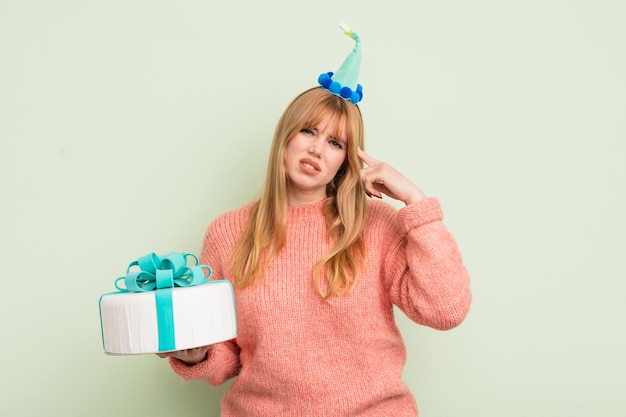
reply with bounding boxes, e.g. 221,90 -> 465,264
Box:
168,339 -> 241,386
166,217 -> 243,385
384,197 -> 472,330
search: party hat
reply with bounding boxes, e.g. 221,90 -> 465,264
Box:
318,23 -> 363,105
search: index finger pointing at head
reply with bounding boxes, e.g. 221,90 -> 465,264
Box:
358,147 -> 380,166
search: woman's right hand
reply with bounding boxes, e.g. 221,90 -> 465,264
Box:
156,345 -> 211,365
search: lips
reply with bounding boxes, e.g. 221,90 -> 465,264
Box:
299,158 -> 321,173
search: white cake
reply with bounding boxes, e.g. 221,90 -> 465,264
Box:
99,280 -> 237,355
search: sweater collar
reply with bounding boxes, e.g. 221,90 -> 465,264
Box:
287,199 -> 326,222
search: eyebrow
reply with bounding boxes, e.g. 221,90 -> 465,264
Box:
311,127 -> 345,144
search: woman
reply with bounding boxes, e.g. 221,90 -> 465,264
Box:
158,87 -> 472,416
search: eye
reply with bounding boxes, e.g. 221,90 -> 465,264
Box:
329,139 -> 344,149
300,128 -> 314,135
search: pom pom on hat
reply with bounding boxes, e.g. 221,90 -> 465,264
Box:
318,23 -> 364,105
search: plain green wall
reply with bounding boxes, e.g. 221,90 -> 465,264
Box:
1,1 -> 625,416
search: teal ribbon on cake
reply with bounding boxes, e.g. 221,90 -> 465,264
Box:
115,252 -> 212,352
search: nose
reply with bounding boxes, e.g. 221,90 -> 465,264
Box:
308,137 -> 323,157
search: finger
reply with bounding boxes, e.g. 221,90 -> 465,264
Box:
357,147 -> 380,167
359,170 -> 384,199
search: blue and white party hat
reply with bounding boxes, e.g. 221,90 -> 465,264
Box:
318,23 -> 363,105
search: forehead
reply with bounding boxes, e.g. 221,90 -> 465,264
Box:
303,108 -> 348,140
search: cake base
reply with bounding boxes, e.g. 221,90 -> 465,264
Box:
99,280 -> 236,355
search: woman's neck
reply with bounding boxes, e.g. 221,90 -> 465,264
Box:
287,191 -> 327,207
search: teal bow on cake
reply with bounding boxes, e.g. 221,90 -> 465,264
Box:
115,252 -> 212,352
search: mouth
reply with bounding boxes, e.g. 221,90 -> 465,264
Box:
300,158 -> 321,172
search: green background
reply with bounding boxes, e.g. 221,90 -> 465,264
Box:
1,1 -> 624,416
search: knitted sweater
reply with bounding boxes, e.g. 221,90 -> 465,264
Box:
169,197 -> 471,416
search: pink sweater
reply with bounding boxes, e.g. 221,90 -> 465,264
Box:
169,197 -> 471,416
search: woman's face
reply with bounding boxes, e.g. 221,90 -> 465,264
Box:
284,115 -> 348,206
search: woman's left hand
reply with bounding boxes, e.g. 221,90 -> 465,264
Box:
358,148 -> 426,205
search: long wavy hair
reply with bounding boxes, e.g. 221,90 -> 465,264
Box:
227,87 -> 367,299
